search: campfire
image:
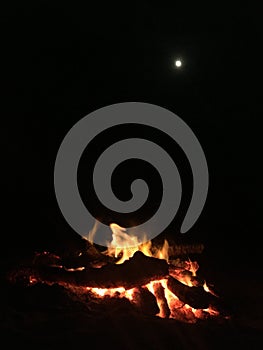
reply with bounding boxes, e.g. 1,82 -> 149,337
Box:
9,223 -> 227,324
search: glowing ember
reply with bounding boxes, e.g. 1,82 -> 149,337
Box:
203,281 -> 210,292
86,275 -> 215,322
86,286 -> 134,300
65,267 -> 85,271
203,281 -> 218,297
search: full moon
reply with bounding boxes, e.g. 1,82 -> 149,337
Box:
175,59 -> 182,68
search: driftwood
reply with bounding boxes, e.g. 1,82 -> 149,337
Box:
167,276 -> 212,309
37,251 -> 169,289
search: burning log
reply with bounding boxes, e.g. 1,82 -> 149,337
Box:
132,286 -> 159,316
61,249 -> 115,269
167,276 -> 212,309
32,242 -> 114,270
37,252 -> 169,289
33,251 -> 62,267
152,282 -> 171,318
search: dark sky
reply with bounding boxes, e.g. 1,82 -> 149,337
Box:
2,3 -> 262,265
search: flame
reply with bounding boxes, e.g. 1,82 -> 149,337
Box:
85,219 -> 100,243
187,259 -> 199,276
106,223 -> 169,264
106,223 -> 148,264
154,239 -> 169,261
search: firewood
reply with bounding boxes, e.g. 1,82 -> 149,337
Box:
61,249 -> 115,269
31,241 -> 114,270
167,276 -> 212,309
37,251 -> 169,289
132,286 -> 159,316
168,243 -> 204,257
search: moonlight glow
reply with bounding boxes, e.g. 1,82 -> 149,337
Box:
175,60 -> 182,68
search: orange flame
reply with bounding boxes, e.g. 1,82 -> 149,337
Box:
85,220 -> 100,243
106,223 -> 169,264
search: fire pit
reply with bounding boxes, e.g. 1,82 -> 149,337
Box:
8,223 -> 227,324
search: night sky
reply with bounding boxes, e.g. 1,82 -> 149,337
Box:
2,3 -> 262,269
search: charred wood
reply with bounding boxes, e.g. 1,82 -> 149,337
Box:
153,282 -> 171,318
168,243 -> 204,257
37,251 -> 169,289
132,286 -> 159,316
167,276 -> 213,309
